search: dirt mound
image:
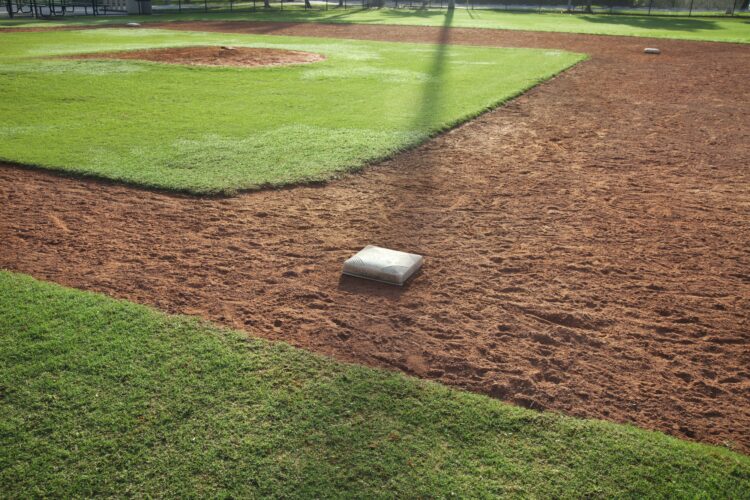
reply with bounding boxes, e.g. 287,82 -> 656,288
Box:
2,23 -> 750,453
65,45 -> 325,68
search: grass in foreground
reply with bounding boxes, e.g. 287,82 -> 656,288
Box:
0,270 -> 748,497
0,28 -> 582,194
1,8 -> 749,43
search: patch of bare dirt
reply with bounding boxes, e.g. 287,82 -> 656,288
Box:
64,45 -> 325,67
1,22 -> 749,452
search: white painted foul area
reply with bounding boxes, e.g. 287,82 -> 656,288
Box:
343,246 -> 423,286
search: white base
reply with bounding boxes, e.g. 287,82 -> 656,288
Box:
342,246 -> 423,286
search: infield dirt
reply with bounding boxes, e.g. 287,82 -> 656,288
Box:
63,45 -> 325,67
2,22 -> 749,452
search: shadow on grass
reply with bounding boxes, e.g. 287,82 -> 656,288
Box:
378,7 -> 447,18
253,6 -> 452,22
412,7 -> 451,130
357,8 -> 454,254
577,13 -> 720,31
247,6 -> 376,20
291,7 -> 373,20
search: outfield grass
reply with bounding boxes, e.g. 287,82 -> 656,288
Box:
2,8 -> 750,43
0,270 -> 748,497
0,28 -> 582,194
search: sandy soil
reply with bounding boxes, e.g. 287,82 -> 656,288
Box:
1,22 -> 749,452
64,45 -> 325,67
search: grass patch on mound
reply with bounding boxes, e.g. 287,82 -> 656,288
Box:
0,270 -> 749,497
0,28 -> 582,194
2,9 -> 750,44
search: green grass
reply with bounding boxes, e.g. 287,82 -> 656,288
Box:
2,8 -> 750,43
0,270 -> 748,497
0,28 -> 582,194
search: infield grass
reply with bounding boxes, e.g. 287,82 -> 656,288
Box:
1,270 -> 749,497
0,28 -> 583,194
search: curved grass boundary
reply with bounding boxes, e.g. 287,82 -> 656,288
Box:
0,29 -> 584,194
0,270 -> 748,497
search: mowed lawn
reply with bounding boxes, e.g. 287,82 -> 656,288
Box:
0,29 -> 583,194
0,270 -> 748,497
2,9 -> 750,44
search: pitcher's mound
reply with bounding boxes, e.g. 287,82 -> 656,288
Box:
67,46 -> 326,68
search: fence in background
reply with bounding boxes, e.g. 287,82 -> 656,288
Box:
3,0 -> 126,17
2,0 -> 748,20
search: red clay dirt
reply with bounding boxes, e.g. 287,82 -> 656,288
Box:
64,45 -> 325,67
2,22 -> 750,452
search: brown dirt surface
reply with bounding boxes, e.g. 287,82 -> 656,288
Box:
63,45 -> 325,67
2,22 -> 750,452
